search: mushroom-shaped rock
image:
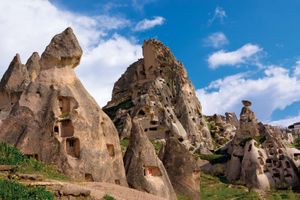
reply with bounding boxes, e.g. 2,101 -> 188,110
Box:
162,137 -> 201,200
40,27 -> 82,69
124,119 -> 176,200
242,100 -> 252,107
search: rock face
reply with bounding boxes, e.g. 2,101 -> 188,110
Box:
0,54 -> 34,120
162,137 -> 201,199
124,118 -> 176,200
0,28 -> 127,185
104,39 -> 213,153
225,100 -> 300,190
206,113 -> 238,147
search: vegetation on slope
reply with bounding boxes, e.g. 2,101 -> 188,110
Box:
0,142 -> 68,180
293,136 -> 300,150
0,179 -> 54,200
201,172 -> 300,200
120,138 -> 129,155
0,142 -> 71,199
201,173 -> 260,200
196,153 -> 230,165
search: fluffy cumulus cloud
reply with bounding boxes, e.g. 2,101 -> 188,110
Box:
134,16 -> 165,31
207,43 -> 262,69
204,32 -> 229,48
0,0 -> 142,106
197,64 -> 300,126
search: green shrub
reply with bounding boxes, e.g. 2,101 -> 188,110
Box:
120,139 -> 129,155
150,140 -> 162,154
0,179 -> 54,200
294,137 -> 300,150
103,194 -> 115,200
103,99 -> 133,119
196,153 -> 230,164
0,142 -> 26,165
177,194 -> 192,200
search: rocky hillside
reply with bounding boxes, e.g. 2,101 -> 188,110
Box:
104,39 -> 213,153
202,100 -> 300,191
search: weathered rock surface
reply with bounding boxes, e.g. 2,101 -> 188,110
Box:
0,28 -> 127,185
225,100 -> 300,190
25,180 -> 167,200
124,118 -> 176,200
206,113 -> 238,148
162,137 -> 201,200
104,39 -> 213,153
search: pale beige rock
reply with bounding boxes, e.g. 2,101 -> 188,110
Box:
162,137 -> 201,200
0,28 -> 127,185
105,39 -> 213,153
206,114 -> 237,147
224,100 -> 300,190
124,118 -> 176,200
0,54 -> 31,119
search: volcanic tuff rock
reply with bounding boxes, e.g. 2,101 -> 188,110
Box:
0,54 -> 35,120
225,100 -> 300,190
104,39 -> 213,153
162,137 -> 201,199
206,113 -> 238,147
124,118 -> 177,200
0,28 -> 127,185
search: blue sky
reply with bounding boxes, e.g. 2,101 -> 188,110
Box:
1,0 -> 300,126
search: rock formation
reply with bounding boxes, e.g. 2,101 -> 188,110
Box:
0,28 -> 127,185
225,100 -> 300,190
162,137 -> 201,199
206,113 -> 238,147
0,54 -> 34,120
124,118 -> 176,200
104,39 -> 213,153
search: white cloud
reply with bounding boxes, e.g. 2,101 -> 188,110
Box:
134,16 -> 165,31
269,114 -> 300,127
208,6 -> 227,25
293,60 -> 300,76
197,65 -> 300,126
204,32 -> 229,48
0,0 -> 142,107
207,43 -> 263,69
78,35 -> 141,105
